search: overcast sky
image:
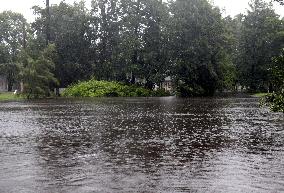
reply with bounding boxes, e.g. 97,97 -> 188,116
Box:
0,0 -> 283,22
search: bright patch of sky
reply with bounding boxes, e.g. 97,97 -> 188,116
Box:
211,0 -> 284,17
0,0 -> 283,22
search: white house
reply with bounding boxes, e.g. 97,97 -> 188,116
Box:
161,76 -> 174,92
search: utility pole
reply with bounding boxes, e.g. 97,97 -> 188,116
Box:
46,0 -> 50,46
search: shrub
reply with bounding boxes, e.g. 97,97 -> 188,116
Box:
62,79 -> 171,97
152,88 -> 171,97
262,91 -> 284,113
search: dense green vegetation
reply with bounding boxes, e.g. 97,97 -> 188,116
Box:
262,49 -> 284,112
20,44 -> 58,99
62,79 -> 170,97
0,0 -> 283,109
263,92 -> 284,112
0,11 -> 26,91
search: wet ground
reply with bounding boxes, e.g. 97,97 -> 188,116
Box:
0,97 -> 283,193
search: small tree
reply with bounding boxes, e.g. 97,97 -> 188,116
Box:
21,44 -> 58,98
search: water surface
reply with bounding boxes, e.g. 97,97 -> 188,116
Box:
0,97 -> 283,193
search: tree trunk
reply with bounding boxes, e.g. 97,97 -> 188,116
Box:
7,80 -> 13,92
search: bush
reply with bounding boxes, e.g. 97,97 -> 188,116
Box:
62,79 -> 171,97
262,91 -> 284,113
152,88 -> 171,97
262,49 -> 284,113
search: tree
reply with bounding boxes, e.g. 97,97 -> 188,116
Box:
118,0 -> 150,83
32,1 -> 93,87
0,11 -> 27,91
237,0 -> 283,92
140,0 -> 170,89
168,0 -> 227,96
263,49 -> 284,112
90,0 -> 121,80
20,44 -> 58,98
270,49 -> 284,90
2,0 -> 283,99
90,0 -> 170,87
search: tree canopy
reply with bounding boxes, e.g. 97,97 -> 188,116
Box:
0,0 -> 283,99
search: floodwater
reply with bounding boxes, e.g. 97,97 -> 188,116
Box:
0,97 -> 283,193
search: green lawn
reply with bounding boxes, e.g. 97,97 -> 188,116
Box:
251,93 -> 268,97
0,92 -> 22,101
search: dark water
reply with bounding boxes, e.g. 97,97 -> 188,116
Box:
0,97 -> 283,193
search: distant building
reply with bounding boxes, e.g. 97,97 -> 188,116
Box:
161,76 -> 174,92
126,73 -> 174,92
0,75 -> 8,92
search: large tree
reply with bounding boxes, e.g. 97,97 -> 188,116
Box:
237,0 -> 284,92
32,1 -> 93,87
20,44 -> 58,98
168,0 -> 227,96
90,0 -> 121,81
0,11 -> 27,91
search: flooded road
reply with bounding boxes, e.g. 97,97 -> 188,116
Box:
0,97 -> 283,193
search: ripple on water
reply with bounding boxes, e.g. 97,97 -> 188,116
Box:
0,97 -> 283,193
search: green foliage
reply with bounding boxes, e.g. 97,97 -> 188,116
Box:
62,79 -> 170,97
263,49 -> 284,112
20,44 -> 58,98
0,11 -> 27,59
152,88 -> 171,97
168,0 -> 227,96
269,49 -> 284,89
220,60 -> 238,91
237,0 -> 283,92
262,92 -> 284,112
32,1 -> 93,87
0,11 -> 27,91
1,0 -> 283,99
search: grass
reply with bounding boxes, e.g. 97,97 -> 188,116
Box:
0,92 -> 23,101
251,93 -> 268,97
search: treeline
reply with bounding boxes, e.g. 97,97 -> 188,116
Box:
0,0 -> 283,97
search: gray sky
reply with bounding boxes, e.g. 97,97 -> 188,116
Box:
0,0 -> 283,22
